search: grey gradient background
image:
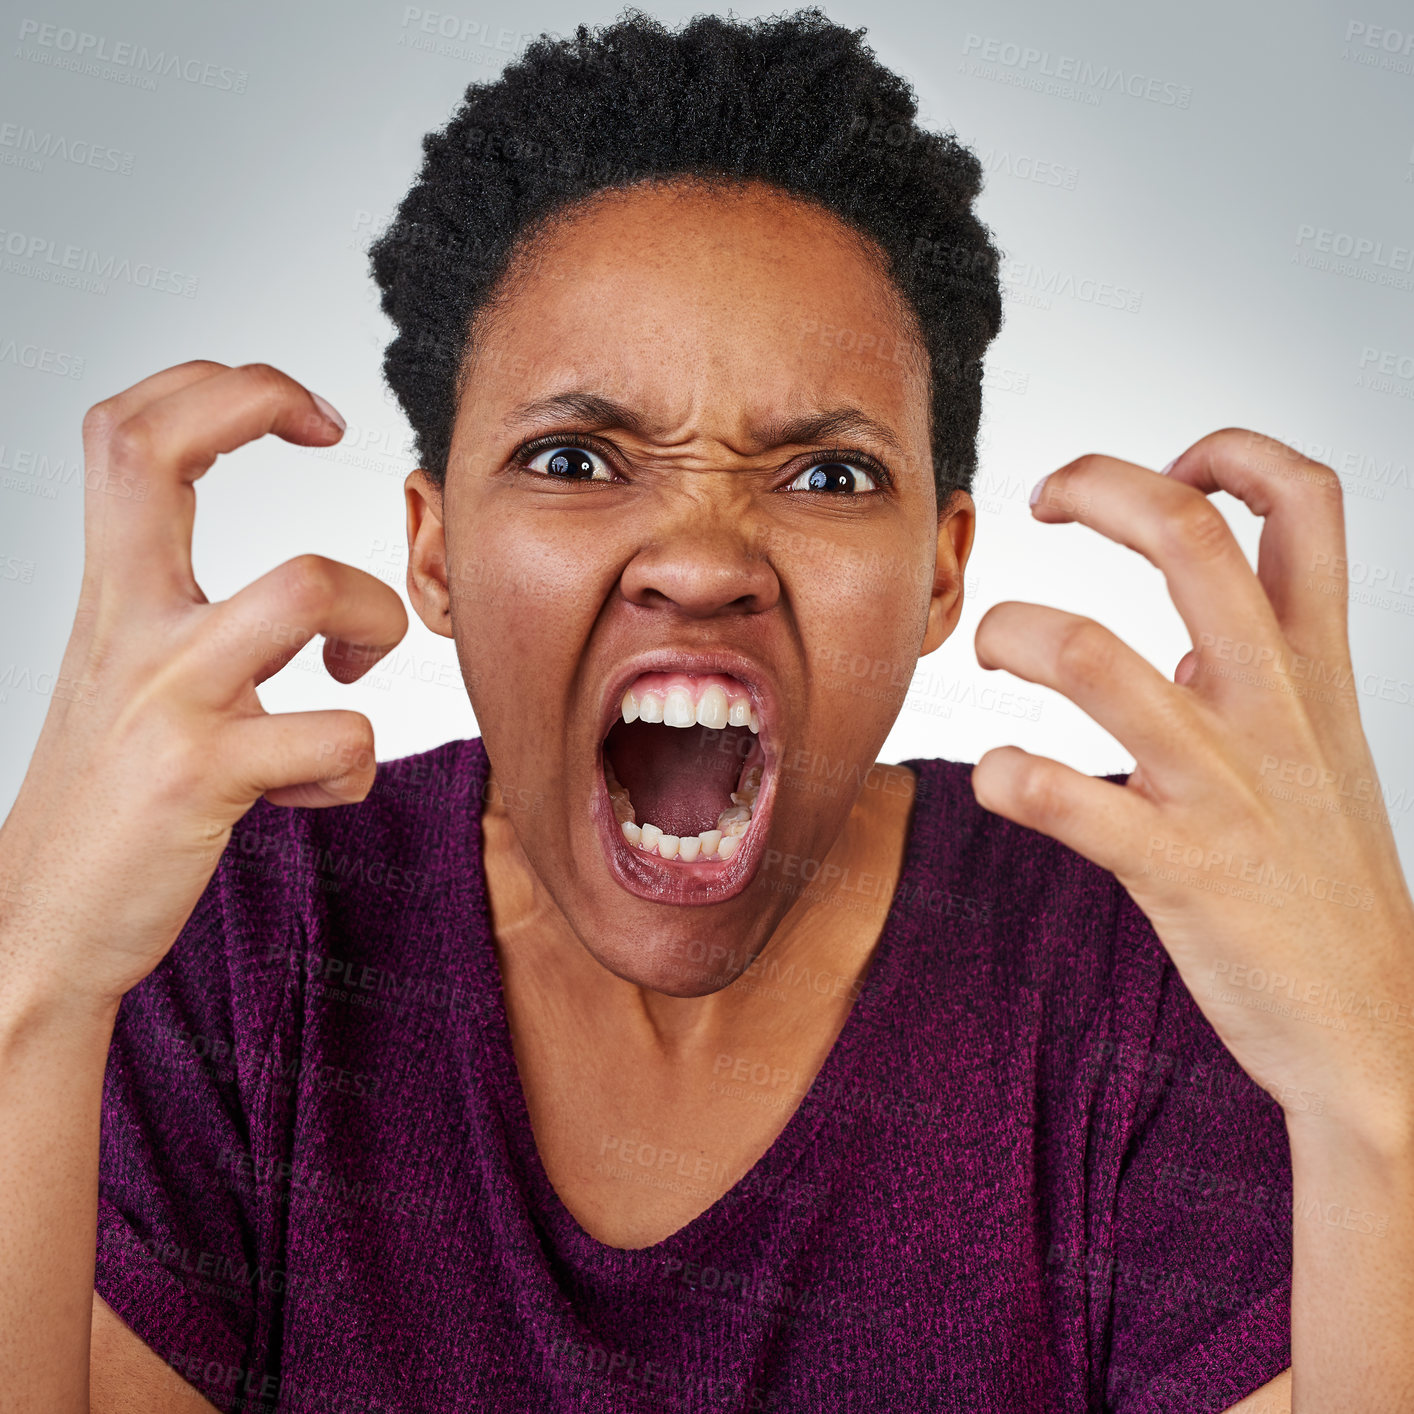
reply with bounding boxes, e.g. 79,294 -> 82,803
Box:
2,0 -> 1412,873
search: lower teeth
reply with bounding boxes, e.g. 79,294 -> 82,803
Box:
609,763 -> 760,863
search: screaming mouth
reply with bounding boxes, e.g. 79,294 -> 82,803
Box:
602,672 -> 765,865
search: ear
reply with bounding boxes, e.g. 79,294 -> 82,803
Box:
920,489 -> 975,656
405,468 -> 452,638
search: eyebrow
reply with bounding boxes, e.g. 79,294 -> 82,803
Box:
504,391 -> 905,457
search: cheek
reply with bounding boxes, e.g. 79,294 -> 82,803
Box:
441,517 -> 602,718
792,554 -> 930,712
449,515 -> 609,659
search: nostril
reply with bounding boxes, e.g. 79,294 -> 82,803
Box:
619,545 -> 781,618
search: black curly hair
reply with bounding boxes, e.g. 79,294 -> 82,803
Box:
369,6 -> 1004,509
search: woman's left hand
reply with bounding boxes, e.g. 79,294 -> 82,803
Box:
971,427 -> 1414,1149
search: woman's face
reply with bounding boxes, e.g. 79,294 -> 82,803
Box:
406,179 -> 974,994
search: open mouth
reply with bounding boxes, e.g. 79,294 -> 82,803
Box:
606,672 -> 763,861
593,666 -> 776,904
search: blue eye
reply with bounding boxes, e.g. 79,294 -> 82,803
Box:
525,444 -> 613,481
786,461 -> 879,494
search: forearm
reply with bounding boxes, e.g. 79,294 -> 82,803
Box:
0,955 -> 121,1413
1287,1110 -> 1414,1412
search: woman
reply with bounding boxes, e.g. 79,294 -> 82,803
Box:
2,8 -> 1410,1411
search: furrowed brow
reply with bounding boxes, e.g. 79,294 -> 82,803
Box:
504,392 -> 655,436
504,392 -> 903,458
754,407 -> 904,458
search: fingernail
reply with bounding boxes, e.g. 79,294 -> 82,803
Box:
1159,457 -> 1177,475
1028,473 -> 1050,508
311,392 -> 346,433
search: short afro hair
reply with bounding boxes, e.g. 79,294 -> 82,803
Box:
369,6 -> 1004,507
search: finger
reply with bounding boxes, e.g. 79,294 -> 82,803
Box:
971,745 -> 1156,878
1030,454 -> 1283,693
81,362 -> 230,591
182,555 -> 409,704
975,602 -> 1207,781
222,708 -> 378,808
87,363 -> 346,605
83,361 -> 231,457
1162,427 -> 1349,662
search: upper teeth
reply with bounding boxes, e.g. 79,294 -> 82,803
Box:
620,672 -> 760,734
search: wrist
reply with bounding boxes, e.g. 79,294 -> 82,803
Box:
1286,1092 -> 1414,1177
0,956 -> 124,1044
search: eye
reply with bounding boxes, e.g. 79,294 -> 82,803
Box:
520,441 -> 615,482
785,461 -> 880,494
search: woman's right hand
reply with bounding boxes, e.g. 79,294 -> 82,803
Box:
0,360 -> 409,1009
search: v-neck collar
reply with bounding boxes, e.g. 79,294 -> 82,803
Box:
450,736 -> 936,1279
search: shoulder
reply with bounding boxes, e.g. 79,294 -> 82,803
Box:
895,759 -> 1277,1188
903,754 -> 1142,933
899,755 -> 1167,1023
154,737 -> 490,998
246,733 -> 486,845
220,735 -> 488,896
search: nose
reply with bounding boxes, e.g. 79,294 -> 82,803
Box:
618,512 -> 781,618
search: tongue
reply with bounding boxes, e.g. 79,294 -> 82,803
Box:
605,720 -> 754,839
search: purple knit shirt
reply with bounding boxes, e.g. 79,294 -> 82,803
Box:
95,737 -> 1293,1412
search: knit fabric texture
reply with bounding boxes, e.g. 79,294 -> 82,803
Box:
95,737 -> 1293,1412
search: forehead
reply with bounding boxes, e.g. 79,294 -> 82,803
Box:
460,180 -> 929,439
